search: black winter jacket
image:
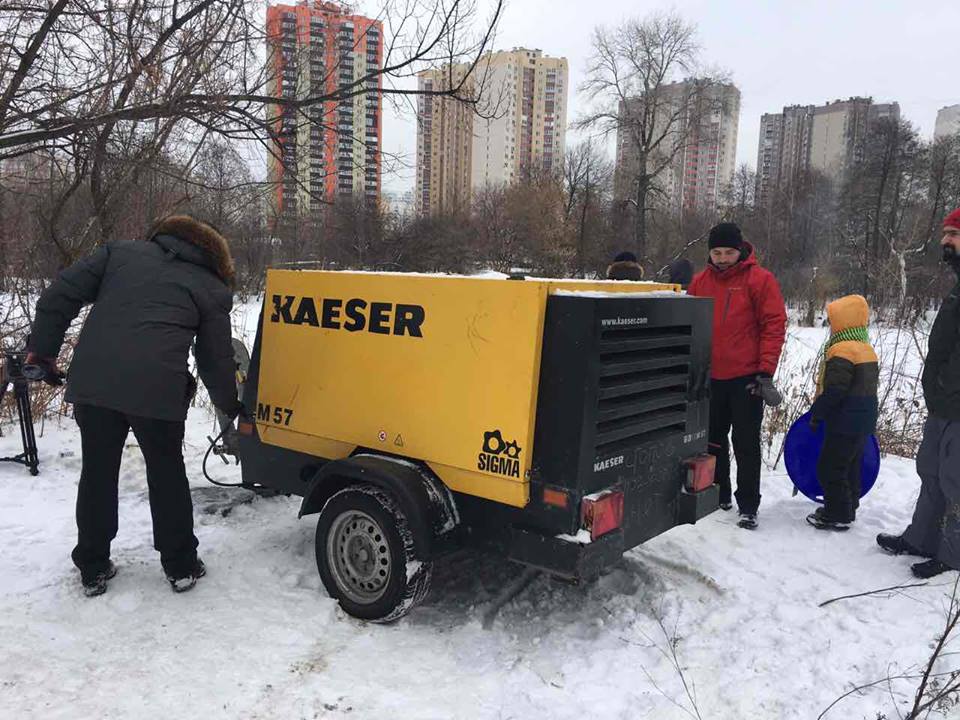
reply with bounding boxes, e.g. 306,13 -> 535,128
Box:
28,216 -> 239,421
923,263 -> 960,422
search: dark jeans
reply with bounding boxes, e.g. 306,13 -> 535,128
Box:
817,431 -> 865,522
708,376 -> 764,514
72,404 -> 198,577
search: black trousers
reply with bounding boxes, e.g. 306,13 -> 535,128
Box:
72,404 -> 198,577
817,431 -> 865,522
708,376 -> 764,514
904,417 -> 960,568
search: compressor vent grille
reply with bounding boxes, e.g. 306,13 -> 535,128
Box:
594,324 -> 692,451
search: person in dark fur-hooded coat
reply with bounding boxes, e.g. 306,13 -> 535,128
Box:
27,214 -> 241,595
29,214 -> 239,420
606,251 -> 644,281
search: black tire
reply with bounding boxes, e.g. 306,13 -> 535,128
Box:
315,485 -> 432,623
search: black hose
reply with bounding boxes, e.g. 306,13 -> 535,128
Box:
201,409 -> 246,488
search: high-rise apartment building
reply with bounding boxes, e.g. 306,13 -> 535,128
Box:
615,80 -> 740,214
416,65 -> 476,215
266,1 -> 382,220
416,48 -> 568,215
757,105 -> 816,204
809,98 -> 899,179
757,112 -> 785,206
755,97 -> 900,204
935,104 -> 960,141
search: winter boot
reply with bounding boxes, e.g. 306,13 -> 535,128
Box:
737,512 -> 758,530
806,507 -> 850,532
911,559 -> 954,579
166,558 -> 206,593
876,534 -> 928,557
81,562 -> 117,597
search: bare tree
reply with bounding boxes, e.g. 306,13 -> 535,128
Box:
724,163 -> 756,218
562,140 -> 612,276
0,0 -> 504,264
577,12 -> 728,263
926,136 -> 960,238
191,140 -> 260,228
0,0 -> 504,156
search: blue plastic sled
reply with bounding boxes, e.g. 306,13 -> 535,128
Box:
784,411 -> 881,503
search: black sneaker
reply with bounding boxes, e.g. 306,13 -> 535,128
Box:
166,559 -> 206,593
806,508 -> 850,532
81,562 -> 117,597
719,502 -> 733,511
911,559 -> 954,579
737,512 -> 758,530
876,533 -> 928,557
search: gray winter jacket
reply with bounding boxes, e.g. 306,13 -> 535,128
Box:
28,216 -> 240,421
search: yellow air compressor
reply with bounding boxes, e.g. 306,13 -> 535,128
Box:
235,270 -> 717,621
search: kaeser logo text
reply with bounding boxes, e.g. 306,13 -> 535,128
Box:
594,455 -> 625,473
270,295 -> 425,337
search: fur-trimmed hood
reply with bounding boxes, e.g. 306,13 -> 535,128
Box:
147,215 -> 235,287
606,260 -> 644,281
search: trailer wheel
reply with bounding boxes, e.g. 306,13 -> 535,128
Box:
315,485 -> 432,623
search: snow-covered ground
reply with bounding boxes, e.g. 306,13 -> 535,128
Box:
1,307 -> 955,719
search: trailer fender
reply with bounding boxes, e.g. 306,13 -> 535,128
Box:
298,454 -> 458,560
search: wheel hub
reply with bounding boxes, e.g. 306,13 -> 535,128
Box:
326,509 -> 391,604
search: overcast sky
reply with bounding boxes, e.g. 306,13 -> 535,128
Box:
374,0 -> 957,194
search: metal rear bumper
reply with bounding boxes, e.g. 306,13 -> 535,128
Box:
507,527 -> 624,581
505,484 -> 717,581
677,484 -> 719,525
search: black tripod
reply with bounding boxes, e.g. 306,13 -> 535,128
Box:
0,350 -> 40,476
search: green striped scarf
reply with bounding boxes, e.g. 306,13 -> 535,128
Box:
816,325 -> 870,393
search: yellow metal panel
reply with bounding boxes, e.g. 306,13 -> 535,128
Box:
427,461 -> 529,506
259,424 -> 357,462
257,271 -> 548,507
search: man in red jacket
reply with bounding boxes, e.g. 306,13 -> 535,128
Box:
689,223 -> 787,529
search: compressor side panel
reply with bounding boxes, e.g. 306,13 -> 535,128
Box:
254,271 -> 548,507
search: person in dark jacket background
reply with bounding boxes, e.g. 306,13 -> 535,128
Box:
606,251 -> 644,281
877,208 -> 960,578
667,258 -> 694,289
807,295 -> 879,531
27,215 -> 241,596
688,222 -> 787,529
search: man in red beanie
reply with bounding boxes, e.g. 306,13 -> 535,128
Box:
877,208 -> 960,577
688,222 -> 787,529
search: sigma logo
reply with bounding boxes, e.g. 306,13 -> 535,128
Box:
270,295 -> 425,337
601,316 -> 649,328
594,455 -> 625,473
478,429 -> 521,478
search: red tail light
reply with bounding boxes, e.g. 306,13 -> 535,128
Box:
683,454 -> 716,492
581,490 -> 624,540
542,486 -> 571,509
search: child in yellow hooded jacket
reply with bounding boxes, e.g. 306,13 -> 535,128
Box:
807,295 -> 879,530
